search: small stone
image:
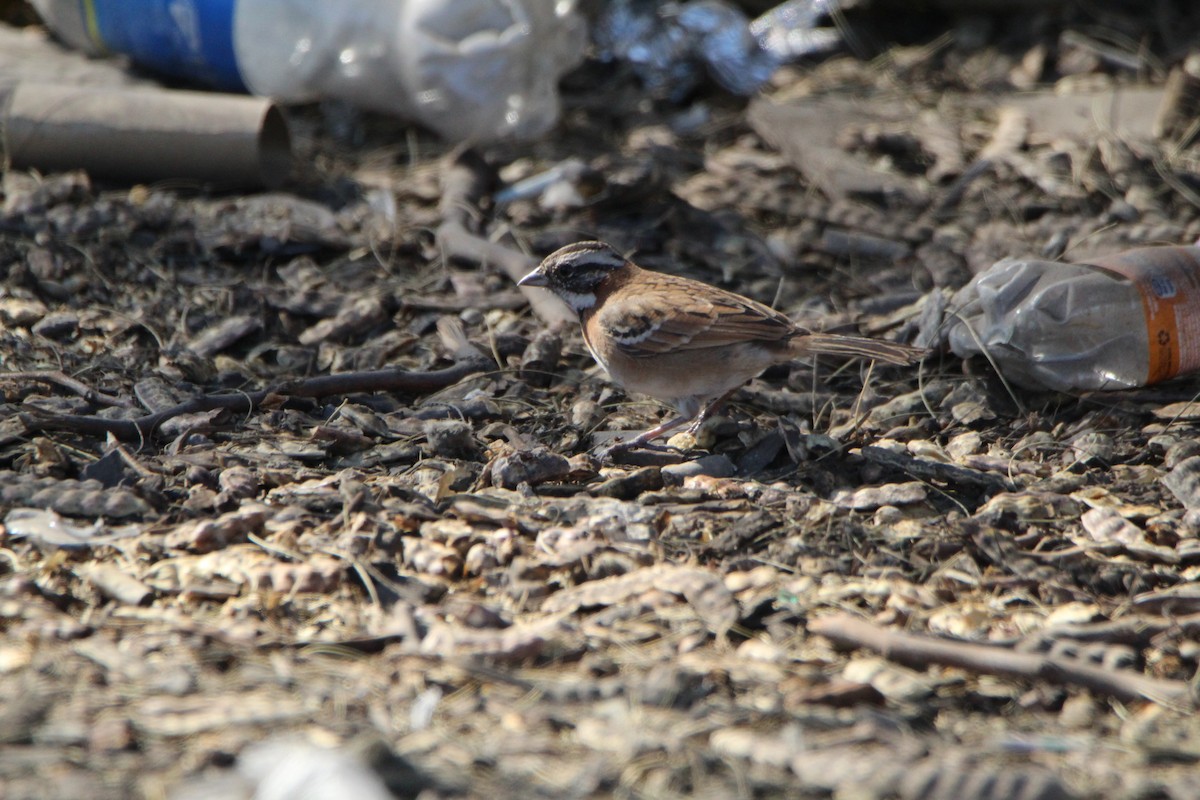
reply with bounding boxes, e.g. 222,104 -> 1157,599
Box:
666,431 -> 700,451
101,492 -> 152,519
570,399 -> 601,429
874,505 -> 904,525
803,433 -> 841,454
951,400 -> 995,425
424,419 -> 477,459
1165,440 -> 1200,470
1106,199 -> 1139,223
519,329 -> 563,387
490,447 -> 571,489
942,381 -> 995,424
736,637 -> 784,663
1147,433 -> 1178,454
1058,693 -> 1097,730
218,465 -> 259,499
185,465 -> 215,488
79,451 -> 133,488
189,315 -> 262,358
0,297 -> 47,327
31,312 -> 79,339
88,714 -> 134,752
464,542 -> 497,576
1165,456 -> 1200,510
843,656 -> 933,703
1013,430 -> 1056,458
26,246 -> 62,281
669,420 -> 720,449
724,566 -> 778,594
1067,431 -> 1114,467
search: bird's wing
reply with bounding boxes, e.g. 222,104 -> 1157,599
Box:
598,274 -> 796,359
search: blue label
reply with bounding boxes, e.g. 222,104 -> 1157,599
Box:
86,0 -> 245,91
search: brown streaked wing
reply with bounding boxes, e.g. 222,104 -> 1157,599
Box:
599,273 -> 797,359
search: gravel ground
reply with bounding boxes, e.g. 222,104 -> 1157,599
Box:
4,3 -> 1200,799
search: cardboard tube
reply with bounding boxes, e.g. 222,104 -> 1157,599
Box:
2,83 -> 291,189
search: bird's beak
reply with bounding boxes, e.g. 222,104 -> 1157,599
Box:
517,269 -> 548,288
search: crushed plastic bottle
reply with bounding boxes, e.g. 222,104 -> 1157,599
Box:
947,245 -> 1200,392
29,0 -> 587,143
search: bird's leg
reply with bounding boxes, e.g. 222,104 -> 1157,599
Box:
594,414 -> 690,463
685,389 -> 738,435
595,412 -> 694,463
601,391 -> 740,461
620,413 -> 692,448
598,396 -> 719,460
611,394 -> 707,450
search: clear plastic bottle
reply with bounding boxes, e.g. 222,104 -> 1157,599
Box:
29,0 -> 586,143
947,245 -> 1200,392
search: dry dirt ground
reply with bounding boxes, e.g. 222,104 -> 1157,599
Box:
5,3 -> 1200,799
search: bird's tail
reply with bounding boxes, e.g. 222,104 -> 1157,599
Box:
792,333 -> 925,366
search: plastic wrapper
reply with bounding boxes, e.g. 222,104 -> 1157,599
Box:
751,0 -> 847,61
596,0 -> 845,99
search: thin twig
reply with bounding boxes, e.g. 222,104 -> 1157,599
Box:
809,613 -> 1193,708
16,357 -> 493,443
0,370 -> 132,408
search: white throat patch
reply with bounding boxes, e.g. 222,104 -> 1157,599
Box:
559,289 -> 596,311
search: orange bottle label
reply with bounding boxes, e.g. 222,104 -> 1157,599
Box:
1086,246 -> 1200,385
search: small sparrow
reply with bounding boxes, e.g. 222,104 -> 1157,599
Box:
518,241 -> 923,447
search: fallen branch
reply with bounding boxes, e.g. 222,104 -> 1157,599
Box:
15,356 -> 494,443
0,370 -> 132,408
809,613 -> 1194,708
435,148 -> 574,329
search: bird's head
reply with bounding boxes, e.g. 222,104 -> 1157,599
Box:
517,241 -> 627,313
